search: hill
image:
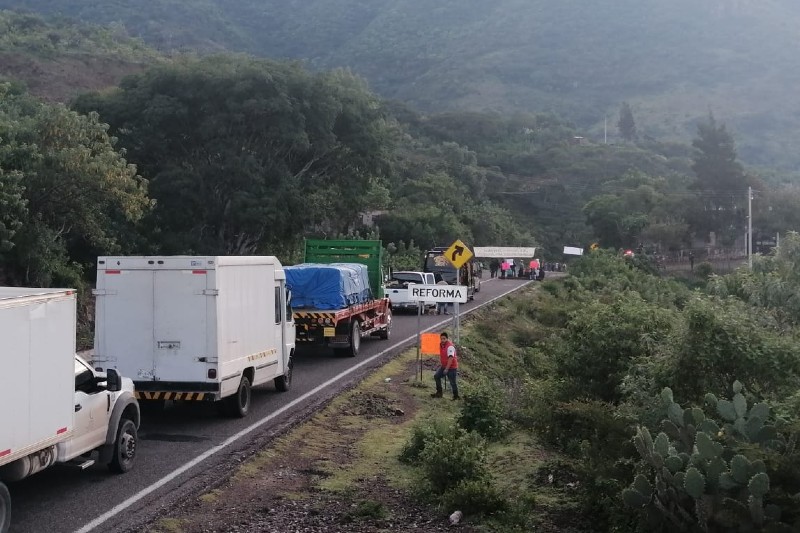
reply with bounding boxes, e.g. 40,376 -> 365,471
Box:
3,0 -> 800,168
0,10 -> 163,101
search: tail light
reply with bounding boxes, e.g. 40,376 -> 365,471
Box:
207,369 -> 217,379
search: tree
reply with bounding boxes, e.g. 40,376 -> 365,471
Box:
74,56 -> 394,255
0,87 -> 149,286
617,102 -> 637,142
690,113 -> 750,243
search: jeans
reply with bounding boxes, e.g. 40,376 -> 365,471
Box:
434,367 -> 458,397
437,302 -> 451,314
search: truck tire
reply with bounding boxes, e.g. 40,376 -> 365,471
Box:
377,309 -> 392,340
274,354 -> 293,392
0,481 -> 10,533
335,320 -> 361,357
225,375 -> 251,418
108,418 -> 138,474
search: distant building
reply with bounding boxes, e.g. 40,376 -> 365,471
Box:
361,210 -> 389,227
569,136 -> 587,145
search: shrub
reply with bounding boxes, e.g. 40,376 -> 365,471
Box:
457,381 -> 506,440
419,427 -> 489,494
664,297 -> 800,402
556,292 -> 677,402
399,419 -> 452,464
440,479 -> 508,517
695,260 -> 713,279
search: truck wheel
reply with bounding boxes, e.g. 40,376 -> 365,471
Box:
226,375 -> 251,418
0,481 -> 10,533
346,320 -> 361,357
108,418 -> 137,474
378,309 -> 392,340
274,354 -> 293,392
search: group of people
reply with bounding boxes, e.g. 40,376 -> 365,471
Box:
485,258 -> 561,280
487,259 -> 524,278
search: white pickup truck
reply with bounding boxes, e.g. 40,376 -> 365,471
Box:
386,271 -> 436,313
0,288 -> 140,533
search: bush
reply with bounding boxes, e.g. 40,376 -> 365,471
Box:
556,292 -> 677,402
663,297 -> 800,402
419,427 -> 489,494
695,260 -> 713,279
399,419 -> 453,464
440,479 -> 508,517
457,381 -> 506,440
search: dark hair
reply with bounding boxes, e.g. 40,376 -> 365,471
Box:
440,332 -> 449,339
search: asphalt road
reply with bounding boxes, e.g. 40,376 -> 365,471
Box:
8,275 -> 534,533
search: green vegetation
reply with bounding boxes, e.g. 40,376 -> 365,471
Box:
0,10 -> 158,60
5,1 -> 800,168
400,248 -> 800,530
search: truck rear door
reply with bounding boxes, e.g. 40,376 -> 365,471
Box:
152,270 -> 209,383
97,270 -> 155,381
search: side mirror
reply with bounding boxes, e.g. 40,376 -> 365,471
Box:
107,368 -> 122,392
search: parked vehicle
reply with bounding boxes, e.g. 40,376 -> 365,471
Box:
422,247 -> 480,299
386,271 -> 436,312
0,288 -> 140,533
287,240 -> 392,356
93,256 -> 295,418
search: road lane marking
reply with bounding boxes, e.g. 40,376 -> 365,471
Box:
74,280 -> 530,533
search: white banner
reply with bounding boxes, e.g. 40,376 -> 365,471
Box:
473,246 -> 536,258
407,284 -> 468,303
563,246 -> 584,256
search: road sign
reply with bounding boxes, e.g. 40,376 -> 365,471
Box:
473,246 -> 536,258
407,284 -> 468,303
444,239 -> 473,269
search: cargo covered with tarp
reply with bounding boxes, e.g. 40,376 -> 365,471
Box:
285,263 -> 372,310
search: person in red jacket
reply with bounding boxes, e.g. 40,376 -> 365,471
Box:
431,332 -> 459,400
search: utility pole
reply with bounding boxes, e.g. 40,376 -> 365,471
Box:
748,186 -> 753,269
604,116 -> 607,145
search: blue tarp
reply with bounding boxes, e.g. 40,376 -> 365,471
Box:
285,263 -> 372,310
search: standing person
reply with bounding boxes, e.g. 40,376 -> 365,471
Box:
689,252 -> 695,272
490,259 -> 499,278
431,332 -> 459,400
500,260 -> 509,278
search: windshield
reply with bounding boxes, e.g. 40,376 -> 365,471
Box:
391,273 -> 423,284
424,254 -> 458,284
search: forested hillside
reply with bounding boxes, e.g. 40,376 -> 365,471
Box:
0,11 -> 162,100
4,0 -> 800,168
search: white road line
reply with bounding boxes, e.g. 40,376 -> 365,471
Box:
74,280 -> 529,533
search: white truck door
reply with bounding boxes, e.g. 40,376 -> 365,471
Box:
71,358 -> 110,455
152,270 -> 208,383
97,270 -> 154,381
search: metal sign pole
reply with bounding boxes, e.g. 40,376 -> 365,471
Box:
454,301 -> 460,343
417,301 -> 422,381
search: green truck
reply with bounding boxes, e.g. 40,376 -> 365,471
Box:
290,240 -> 392,356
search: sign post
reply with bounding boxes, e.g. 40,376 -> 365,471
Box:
443,240 -> 473,344
408,284 -> 469,379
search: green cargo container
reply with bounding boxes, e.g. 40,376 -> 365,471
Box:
304,239 -> 385,299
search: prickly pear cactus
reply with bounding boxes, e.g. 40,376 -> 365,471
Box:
623,384 -> 794,531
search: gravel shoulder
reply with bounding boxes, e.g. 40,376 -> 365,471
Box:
139,350 -> 474,533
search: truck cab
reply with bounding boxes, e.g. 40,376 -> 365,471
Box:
422,247 -> 480,299
386,271 -> 436,312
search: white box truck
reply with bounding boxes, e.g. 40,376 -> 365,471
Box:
93,256 -> 295,418
0,288 -> 140,533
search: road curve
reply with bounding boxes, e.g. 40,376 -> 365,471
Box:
8,276 -> 535,533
